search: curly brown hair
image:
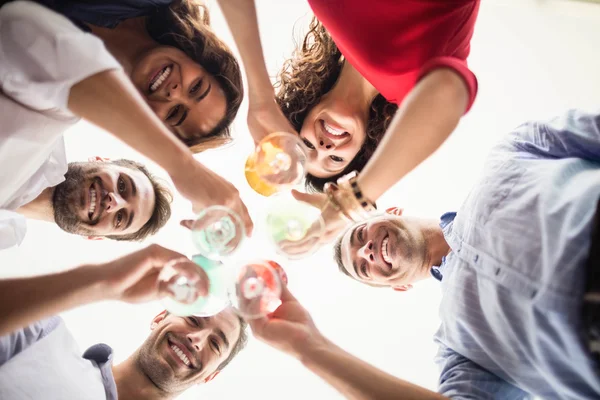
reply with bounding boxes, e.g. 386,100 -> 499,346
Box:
274,17 -> 398,192
146,0 -> 243,153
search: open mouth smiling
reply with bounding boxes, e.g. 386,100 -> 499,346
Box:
87,181 -> 101,222
321,119 -> 350,140
380,235 -> 393,270
167,338 -> 196,370
149,64 -> 173,93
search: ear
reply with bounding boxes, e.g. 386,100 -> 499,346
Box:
88,156 -> 110,162
86,236 -> 104,241
385,207 -> 404,216
392,284 -> 413,292
203,370 -> 220,383
151,310 -> 168,330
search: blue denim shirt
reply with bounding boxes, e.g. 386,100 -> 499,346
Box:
432,109 -> 600,399
24,0 -> 173,30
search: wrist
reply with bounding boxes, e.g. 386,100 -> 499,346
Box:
356,174 -> 379,205
162,145 -> 195,177
296,331 -> 331,365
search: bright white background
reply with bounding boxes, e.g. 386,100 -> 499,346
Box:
1,0 -> 600,398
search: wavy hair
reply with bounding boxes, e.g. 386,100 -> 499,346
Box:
147,0 -> 243,153
275,17 -> 397,192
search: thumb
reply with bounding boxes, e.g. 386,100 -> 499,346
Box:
291,190 -> 322,208
180,219 -> 194,230
248,316 -> 269,336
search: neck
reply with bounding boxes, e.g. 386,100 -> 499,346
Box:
331,61 -> 379,109
113,352 -> 173,400
421,220 -> 451,274
90,18 -> 157,75
16,187 -> 56,222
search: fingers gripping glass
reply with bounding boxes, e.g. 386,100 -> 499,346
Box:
245,132 -> 308,197
265,191 -> 325,259
191,206 -> 246,260
158,256 -> 287,320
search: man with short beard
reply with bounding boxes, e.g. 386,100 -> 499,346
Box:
331,109 -> 600,398
0,245 -> 248,399
0,156 -> 172,249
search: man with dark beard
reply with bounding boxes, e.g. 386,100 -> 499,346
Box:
0,245 -> 248,399
0,156 -> 172,249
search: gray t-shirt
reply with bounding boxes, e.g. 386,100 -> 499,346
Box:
0,317 -> 118,399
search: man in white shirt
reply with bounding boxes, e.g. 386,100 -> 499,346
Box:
0,156 -> 173,249
0,245 -> 248,400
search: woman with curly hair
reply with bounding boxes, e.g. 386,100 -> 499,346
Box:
216,0 -> 479,245
274,17 -> 400,192
0,0 -> 252,231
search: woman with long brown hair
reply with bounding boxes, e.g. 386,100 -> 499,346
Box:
0,0 -> 252,231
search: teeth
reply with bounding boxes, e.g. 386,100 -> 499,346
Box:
88,188 -> 96,217
381,237 -> 392,265
323,121 -> 346,136
150,66 -> 172,92
171,344 -> 190,366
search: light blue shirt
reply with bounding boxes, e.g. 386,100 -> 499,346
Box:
433,109 -> 600,399
0,317 -> 117,399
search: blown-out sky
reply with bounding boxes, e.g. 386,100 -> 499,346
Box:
1,0 -> 600,399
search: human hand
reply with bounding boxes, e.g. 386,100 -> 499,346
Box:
170,160 -> 254,236
90,244 -> 207,304
247,98 -> 297,144
278,190 -> 352,256
249,285 -> 325,359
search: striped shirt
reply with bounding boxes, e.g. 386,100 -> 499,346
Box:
433,109 -> 600,399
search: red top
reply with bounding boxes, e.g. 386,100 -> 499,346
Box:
307,0 -> 480,112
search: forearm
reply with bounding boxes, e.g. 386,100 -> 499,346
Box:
0,266 -> 104,336
300,336 -> 446,400
68,69 -> 194,175
216,0 -> 274,99
358,69 -> 468,202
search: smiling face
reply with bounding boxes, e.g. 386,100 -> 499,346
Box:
299,91 -> 369,178
129,46 -> 228,143
52,161 -> 155,238
137,310 -> 242,394
339,215 -> 429,288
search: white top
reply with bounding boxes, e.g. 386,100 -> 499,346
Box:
0,1 -> 121,250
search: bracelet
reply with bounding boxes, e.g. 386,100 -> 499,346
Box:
324,183 -> 354,222
324,172 -> 376,222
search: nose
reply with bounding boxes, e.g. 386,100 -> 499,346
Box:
357,240 -> 375,263
317,135 -> 334,150
165,82 -> 179,99
104,192 -> 126,214
187,330 -> 210,351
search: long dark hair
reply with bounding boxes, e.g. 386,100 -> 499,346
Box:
147,0 -> 243,152
274,17 -> 397,192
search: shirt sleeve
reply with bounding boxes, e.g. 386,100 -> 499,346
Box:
418,57 -> 478,113
0,210 -> 27,251
0,316 -> 62,367
435,343 -> 532,400
0,1 -> 122,113
504,109 -> 600,161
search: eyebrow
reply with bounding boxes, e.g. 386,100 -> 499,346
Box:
124,175 -> 137,231
125,174 -> 137,197
217,329 -> 229,350
196,83 -> 211,103
349,227 -> 361,278
175,109 -> 188,127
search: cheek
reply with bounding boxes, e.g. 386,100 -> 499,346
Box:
300,108 -> 320,140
